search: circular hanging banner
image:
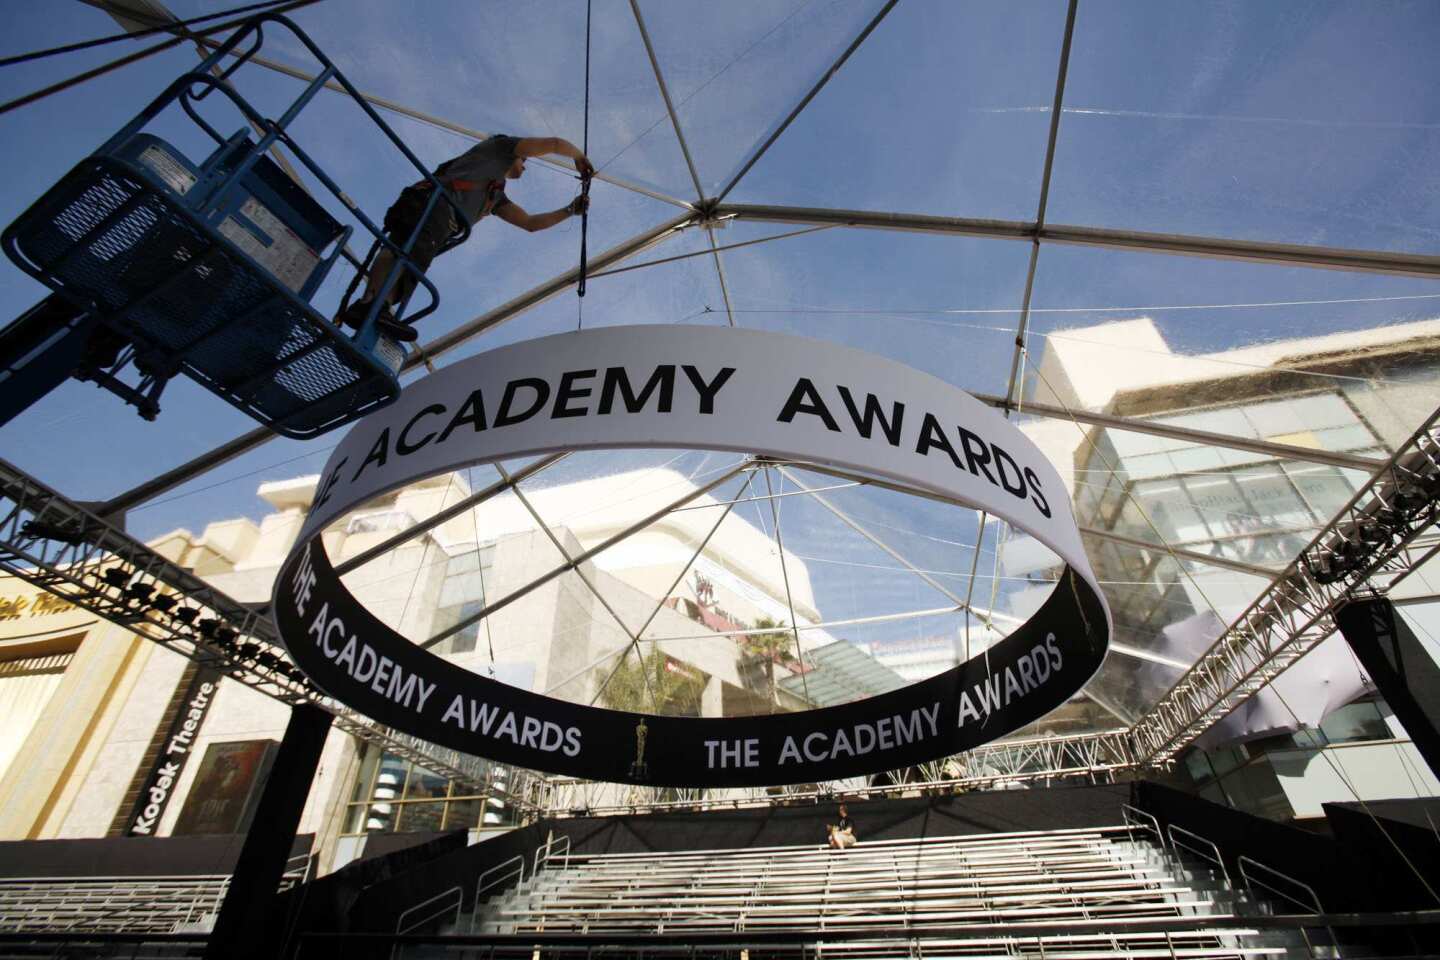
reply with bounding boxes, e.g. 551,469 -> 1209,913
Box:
272,325 -> 1111,787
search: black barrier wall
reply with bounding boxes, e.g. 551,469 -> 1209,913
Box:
345,823 -> 548,934
272,829 -> 473,952
559,783 -> 1131,855
1323,798 -> 1440,912
0,833 -> 314,877
1133,781 -> 1391,913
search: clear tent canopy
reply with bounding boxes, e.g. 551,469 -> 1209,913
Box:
2,0 -> 1439,765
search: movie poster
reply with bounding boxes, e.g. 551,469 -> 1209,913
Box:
172,739 -> 276,835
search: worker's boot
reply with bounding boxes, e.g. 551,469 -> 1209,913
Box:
337,298 -> 418,343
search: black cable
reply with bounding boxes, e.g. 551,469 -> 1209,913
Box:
0,0 -> 322,117
0,0 -> 297,70
576,0 -> 592,313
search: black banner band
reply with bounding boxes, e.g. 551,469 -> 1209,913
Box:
275,538 -> 1108,787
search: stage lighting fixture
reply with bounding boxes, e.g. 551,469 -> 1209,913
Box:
21,517 -> 87,544
1305,552 -> 1343,586
171,607 -> 199,624
213,626 -> 238,646
149,594 -> 177,613
1335,538 -> 1367,563
1372,505 -> 1405,534
1391,483 -> 1426,512
1356,518 -> 1389,545
197,618 -> 221,638
124,582 -> 155,603
102,568 -> 130,588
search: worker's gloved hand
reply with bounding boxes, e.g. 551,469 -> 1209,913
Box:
568,195 -> 590,216
575,155 -> 595,180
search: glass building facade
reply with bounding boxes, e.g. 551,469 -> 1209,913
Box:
343,745 -> 516,837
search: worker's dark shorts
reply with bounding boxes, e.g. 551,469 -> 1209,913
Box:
382,186 -> 461,273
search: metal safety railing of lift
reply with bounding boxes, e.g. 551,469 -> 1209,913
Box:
148,13 -> 468,332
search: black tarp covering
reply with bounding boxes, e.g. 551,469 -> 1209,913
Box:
559,783 -> 1131,855
0,832 -> 313,877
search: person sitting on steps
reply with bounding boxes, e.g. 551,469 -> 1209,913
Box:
339,134 -> 594,342
828,802 -> 857,850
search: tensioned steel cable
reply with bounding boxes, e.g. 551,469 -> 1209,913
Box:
576,0 -> 593,326
0,0 -> 297,69
0,0 -> 323,115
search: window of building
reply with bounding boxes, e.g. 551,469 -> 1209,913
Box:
341,744 -> 514,835
1318,699 -> 1393,745
429,545 -> 495,656
346,509 -> 417,534
0,647 -> 76,781
1079,393 -> 1384,590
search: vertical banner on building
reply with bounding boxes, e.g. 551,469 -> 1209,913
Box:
124,666 -> 222,836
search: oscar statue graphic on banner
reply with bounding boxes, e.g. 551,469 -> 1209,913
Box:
630,716 -> 649,781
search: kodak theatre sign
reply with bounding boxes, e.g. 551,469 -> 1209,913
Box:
273,326 -> 1111,787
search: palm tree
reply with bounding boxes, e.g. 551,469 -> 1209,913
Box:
742,616 -> 796,709
598,648 -> 705,716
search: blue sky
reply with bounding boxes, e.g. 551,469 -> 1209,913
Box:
2,1 -> 1439,702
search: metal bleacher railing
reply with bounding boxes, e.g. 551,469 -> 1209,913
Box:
0,853 -> 312,935
480,828 -> 1201,936
0,874 -> 229,935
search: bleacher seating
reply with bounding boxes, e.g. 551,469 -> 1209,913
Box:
0,875 -> 229,934
467,826 -> 1295,958
0,856 -> 309,934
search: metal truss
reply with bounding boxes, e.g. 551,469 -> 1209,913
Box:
532,729 -> 1137,818
1129,405 -> 1440,762
912,728 -> 1139,785
0,458 -> 541,812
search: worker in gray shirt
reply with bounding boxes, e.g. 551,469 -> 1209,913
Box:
340,135 -> 593,341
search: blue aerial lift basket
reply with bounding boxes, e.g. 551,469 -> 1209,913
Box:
0,14 -> 467,439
